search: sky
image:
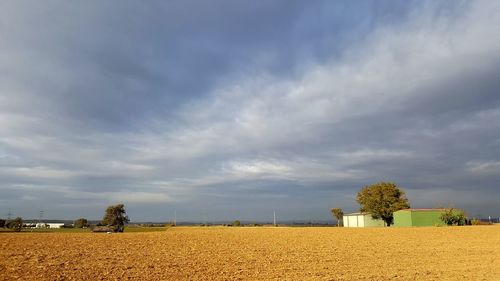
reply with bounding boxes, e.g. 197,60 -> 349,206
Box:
1,1 -> 500,222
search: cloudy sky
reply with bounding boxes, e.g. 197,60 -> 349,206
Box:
1,1 -> 500,222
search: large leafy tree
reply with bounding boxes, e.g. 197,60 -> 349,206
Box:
102,204 -> 130,232
74,218 -> 88,228
330,208 -> 344,226
356,182 -> 410,226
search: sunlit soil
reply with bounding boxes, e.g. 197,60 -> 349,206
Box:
1,226 -> 499,280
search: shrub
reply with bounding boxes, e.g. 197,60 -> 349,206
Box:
92,226 -> 114,232
471,219 -> 492,225
74,218 -> 88,228
440,208 -> 466,226
7,217 -> 23,232
110,225 -> 124,232
233,220 -> 241,227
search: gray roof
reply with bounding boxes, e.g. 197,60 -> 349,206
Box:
343,212 -> 371,216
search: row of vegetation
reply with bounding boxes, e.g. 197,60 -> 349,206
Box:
0,217 -> 23,232
330,182 -> 487,227
1,204 -> 130,233
3,184 -> 494,231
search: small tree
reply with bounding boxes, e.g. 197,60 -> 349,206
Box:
233,220 -> 241,227
356,182 -> 410,226
330,208 -> 344,226
74,218 -> 88,228
102,204 -> 129,232
440,208 -> 466,226
7,217 -> 23,232
0,219 -> 5,228
455,211 -> 466,226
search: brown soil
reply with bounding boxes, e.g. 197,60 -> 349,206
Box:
1,226 -> 499,280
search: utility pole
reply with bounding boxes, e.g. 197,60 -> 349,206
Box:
174,210 -> 177,226
39,210 -> 44,228
7,209 -> 12,220
273,210 -> 276,227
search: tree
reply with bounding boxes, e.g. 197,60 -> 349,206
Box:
0,219 -> 5,228
74,218 -> 88,228
232,220 -> 241,227
330,208 -> 344,227
440,208 -> 466,226
7,217 -> 23,232
102,204 -> 129,232
356,182 -> 410,226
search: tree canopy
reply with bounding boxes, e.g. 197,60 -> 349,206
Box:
330,208 -> 344,226
7,217 -> 23,232
356,182 -> 410,226
440,208 -> 466,226
102,204 -> 129,232
74,218 -> 88,228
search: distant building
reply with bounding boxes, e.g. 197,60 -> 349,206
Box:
343,212 -> 386,227
393,209 -> 447,227
35,222 -> 65,228
35,222 -> 47,228
47,223 -> 65,228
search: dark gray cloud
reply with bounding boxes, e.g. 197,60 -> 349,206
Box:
1,1 -> 500,221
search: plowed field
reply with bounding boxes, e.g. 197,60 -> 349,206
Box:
1,226 -> 499,280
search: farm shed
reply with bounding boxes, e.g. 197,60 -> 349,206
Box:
393,209 -> 447,227
47,223 -> 65,228
343,212 -> 386,227
35,222 -> 65,228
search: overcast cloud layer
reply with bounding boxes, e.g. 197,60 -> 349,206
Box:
1,1 -> 500,222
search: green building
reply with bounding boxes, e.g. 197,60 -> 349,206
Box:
393,209 -> 447,227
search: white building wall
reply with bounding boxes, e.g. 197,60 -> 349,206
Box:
358,215 -> 365,227
344,215 -> 366,227
347,215 -> 355,227
47,223 -> 64,228
343,215 -> 350,227
349,216 -> 359,227
343,213 -> 384,227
